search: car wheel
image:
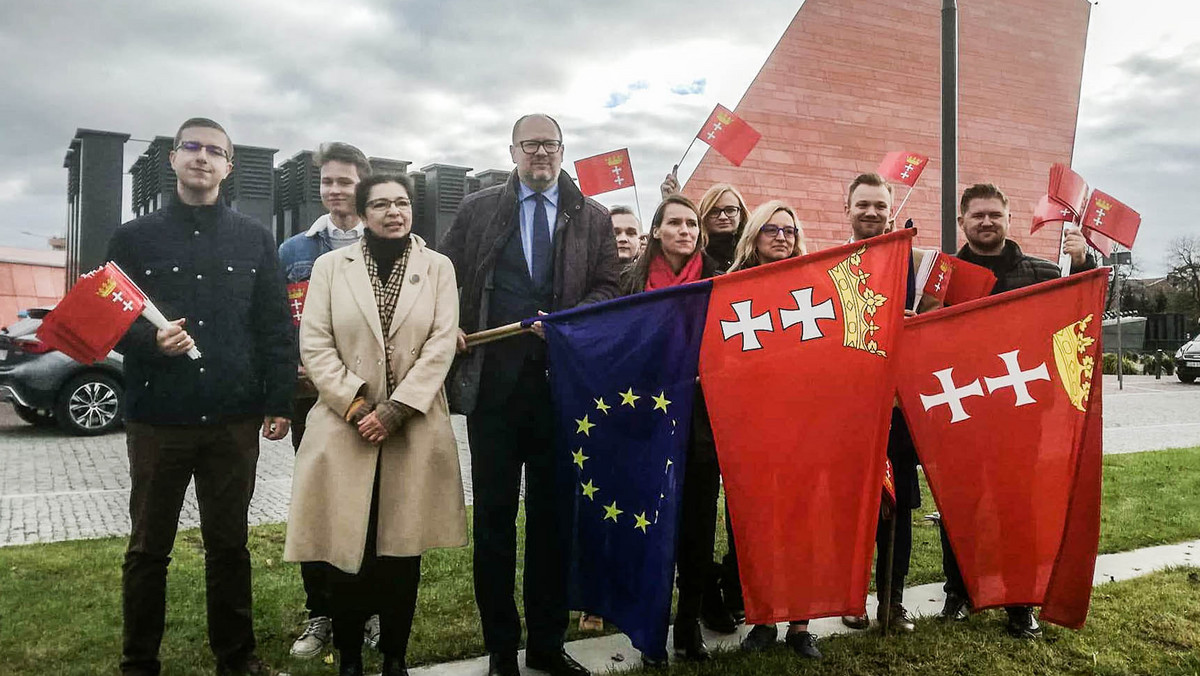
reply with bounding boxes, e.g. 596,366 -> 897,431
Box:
1179,374 -> 1196,384
55,373 -> 123,436
13,403 -> 56,427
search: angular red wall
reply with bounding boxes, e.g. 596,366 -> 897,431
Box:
685,0 -> 1091,260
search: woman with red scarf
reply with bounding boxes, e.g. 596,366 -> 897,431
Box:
619,194 -> 722,664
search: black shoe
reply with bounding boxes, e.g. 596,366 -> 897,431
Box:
784,631 -> 822,659
216,655 -> 275,676
841,613 -> 869,630
741,624 -> 778,652
1005,606 -> 1042,639
526,649 -> 589,676
487,652 -> 520,676
700,572 -> 737,634
877,603 -> 915,633
381,654 -> 408,676
641,652 -> 669,670
719,569 -> 746,625
672,619 -> 710,661
940,593 -> 971,622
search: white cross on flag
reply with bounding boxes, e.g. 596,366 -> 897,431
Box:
287,281 -> 310,327
895,269 -> 1108,630
574,148 -> 636,197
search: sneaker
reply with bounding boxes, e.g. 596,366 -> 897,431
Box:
290,616 -> 332,658
940,593 -> 971,622
364,614 -> 381,650
741,624 -> 778,652
1005,606 -> 1042,639
578,613 -> 604,631
784,631 -> 822,659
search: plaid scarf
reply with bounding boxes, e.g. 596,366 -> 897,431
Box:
362,237 -> 412,393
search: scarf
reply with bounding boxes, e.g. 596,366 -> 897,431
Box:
645,252 -> 704,291
361,234 -> 412,393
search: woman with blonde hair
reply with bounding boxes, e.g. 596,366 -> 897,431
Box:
661,173 -> 750,273
726,200 -> 821,660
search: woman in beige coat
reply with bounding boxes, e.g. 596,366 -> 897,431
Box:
285,172 -> 467,676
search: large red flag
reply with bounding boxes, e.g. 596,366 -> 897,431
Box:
877,151 -> 929,188
574,148 -> 635,197
1081,190 -> 1140,249
896,269 -> 1107,627
700,229 -> 914,623
37,262 -> 148,363
697,104 -> 761,166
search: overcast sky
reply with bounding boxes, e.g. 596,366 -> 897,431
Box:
1,0 -> 1195,275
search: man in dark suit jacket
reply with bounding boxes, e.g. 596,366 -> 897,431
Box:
439,114 -> 620,676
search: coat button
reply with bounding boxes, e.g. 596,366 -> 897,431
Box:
172,266 -> 179,272
144,381 -> 150,387
200,415 -> 208,422
198,320 -> 205,327
410,348 -> 416,355
410,274 -> 420,283
199,367 -> 205,374
196,274 -> 203,280
193,230 -> 200,236
145,270 -> 151,275
227,266 -> 234,272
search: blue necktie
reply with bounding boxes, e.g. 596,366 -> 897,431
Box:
531,193 -> 551,283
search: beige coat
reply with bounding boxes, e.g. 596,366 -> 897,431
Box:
284,235 -> 467,573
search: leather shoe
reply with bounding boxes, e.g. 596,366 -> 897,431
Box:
381,654 -> 409,676
840,613 -> 870,630
784,631 -> 822,659
740,624 -> 778,652
526,649 -> 589,676
700,575 -> 737,633
487,652 -> 519,676
940,593 -> 971,622
641,652 -> 669,670
1005,606 -> 1042,639
672,619 -> 710,661
877,603 -> 915,632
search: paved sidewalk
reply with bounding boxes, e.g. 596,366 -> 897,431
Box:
408,539 -> 1200,676
1,375 -> 1196,547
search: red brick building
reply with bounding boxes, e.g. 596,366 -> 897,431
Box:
684,0 -> 1091,260
0,248 -> 65,328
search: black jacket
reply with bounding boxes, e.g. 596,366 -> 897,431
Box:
107,201 -> 296,425
957,239 -> 1096,295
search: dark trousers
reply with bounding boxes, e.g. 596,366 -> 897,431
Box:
675,406 -> 721,621
876,410 -> 919,605
719,503 -> 743,610
468,360 -> 567,655
940,522 -> 968,598
291,396 -> 334,619
329,464 -> 421,664
121,419 -> 261,676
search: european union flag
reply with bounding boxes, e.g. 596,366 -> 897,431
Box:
540,283 -> 711,659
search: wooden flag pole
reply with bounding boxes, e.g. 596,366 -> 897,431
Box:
463,321 -> 534,348
634,191 -> 645,227
676,139 -> 698,177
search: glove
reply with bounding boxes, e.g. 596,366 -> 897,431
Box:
374,400 -> 417,434
344,396 -> 375,424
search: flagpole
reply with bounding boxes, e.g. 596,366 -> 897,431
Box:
464,321 -> 535,348
1058,223 -> 1075,278
633,189 -> 645,226
880,510 -> 897,636
676,139 -> 697,180
894,185 -> 916,219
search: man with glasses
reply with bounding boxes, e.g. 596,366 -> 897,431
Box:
440,114 -> 621,676
277,142 -> 375,659
107,117 -> 295,676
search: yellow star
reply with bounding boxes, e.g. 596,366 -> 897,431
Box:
619,388 -> 640,408
575,415 -> 596,436
572,448 -> 589,469
633,512 -> 650,533
594,397 -> 611,415
603,501 -> 623,522
652,391 -> 671,413
581,479 -> 598,500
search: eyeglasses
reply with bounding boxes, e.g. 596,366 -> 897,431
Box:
517,140 -> 563,154
366,198 -> 412,211
707,205 -> 741,219
760,224 -> 798,238
175,141 -> 231,161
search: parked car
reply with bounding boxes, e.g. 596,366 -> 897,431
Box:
1176,338 -> 1200,383
0,308 -> 125,435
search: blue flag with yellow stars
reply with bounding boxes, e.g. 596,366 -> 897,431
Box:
539,282 -> 711,659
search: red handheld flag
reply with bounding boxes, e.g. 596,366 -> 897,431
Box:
877,151 -> 930,188
700,230 -> 914,623
36,262 -> 148,363
1048,164 -> 1089,218
287,281 -> 310,327
1032,194 -> 1077,234
882,458 -> 897,508
919,251 -> 955,304
896,269 -> 1107,628
1081,190 -> 1140,249
574,148 -> 635,197
1081,226 -> 1114,258
942,258 -> 996,307
697,104 -> 761,166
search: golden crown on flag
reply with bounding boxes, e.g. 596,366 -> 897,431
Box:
716,111 -> 734,125
827,245 -> 889,358
605,154 -> 625,167
96,277 -> 117,298
1052,314 -> 1096,412
1094,198 -> 1113,211
906,155 -> 924,165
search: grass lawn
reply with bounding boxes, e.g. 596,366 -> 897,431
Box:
0,447 -> 1197,675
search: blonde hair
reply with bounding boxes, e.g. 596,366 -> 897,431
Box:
730,200 -> 807,271
696,183 -> 749,237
